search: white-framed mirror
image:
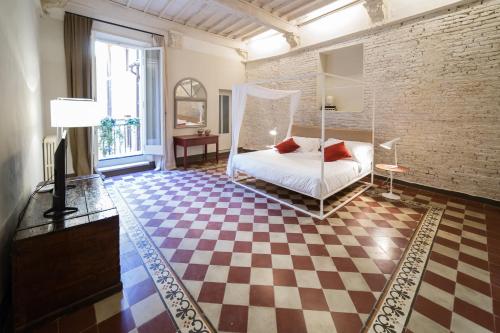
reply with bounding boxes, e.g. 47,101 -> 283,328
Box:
174,78 -> 207,128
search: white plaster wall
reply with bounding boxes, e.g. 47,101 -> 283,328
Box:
168,47 -> 245,156
0,0 -> 44,304
39,15 -> 75,174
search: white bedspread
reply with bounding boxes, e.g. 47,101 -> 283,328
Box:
231,149 -> 371,198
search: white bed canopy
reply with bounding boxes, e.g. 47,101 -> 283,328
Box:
227,84 -> 301,176
226,72 -> 374,219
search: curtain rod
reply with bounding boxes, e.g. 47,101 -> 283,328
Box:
67,12 -> 165,38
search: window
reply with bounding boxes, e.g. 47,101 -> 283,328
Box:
94,37 -> 164,162
219,90 -> 231,134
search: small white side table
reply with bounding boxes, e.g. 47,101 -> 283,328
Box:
375,164 -> 409,200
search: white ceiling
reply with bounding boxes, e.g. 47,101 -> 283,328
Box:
107,0 -> 337,41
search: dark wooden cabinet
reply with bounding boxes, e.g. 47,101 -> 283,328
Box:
12,175 -> 121,331
173,134 -> 219,168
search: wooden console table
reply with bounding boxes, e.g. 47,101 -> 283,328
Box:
12,175 -> 121,331
173,134 -> 219,168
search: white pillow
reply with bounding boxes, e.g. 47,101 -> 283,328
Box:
324,138 -> 373,165
292,136 -> 321,153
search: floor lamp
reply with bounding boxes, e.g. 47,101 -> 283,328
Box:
380,138 -> 401,200
51,98 -> 103,176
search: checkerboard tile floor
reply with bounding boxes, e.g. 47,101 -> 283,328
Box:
114,165 -> 425,333
402,190 -> 499,333
31,162 -> 500,333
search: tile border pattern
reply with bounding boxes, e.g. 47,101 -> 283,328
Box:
366,196 -> 444,333
108,184 -> 216,333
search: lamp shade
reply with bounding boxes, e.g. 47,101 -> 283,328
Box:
380,138 -> 400,150
50,98 -> 104,128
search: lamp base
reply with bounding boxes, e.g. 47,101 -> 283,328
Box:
382,192 -> 400,200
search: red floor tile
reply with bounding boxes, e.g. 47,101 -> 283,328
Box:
250,285 -> 275,307
454,298 -> 495,331
198,282 -> 226,303
276,308 -> 307,333
98,309 -> 136,333
137,312 -> 176,333
59,305 -> 96,333
218,305 -> 248,333
413,295 -> 452,329
331,312 -> 363,333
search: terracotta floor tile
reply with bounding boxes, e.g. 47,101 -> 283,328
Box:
137,312 -> 177,333
456,271 -> 491,296
349,291 -> 377,314
422,270 -> 456,294
413,295 -> 452,329
453,297 -> 495,331
197,282 -> 226,303
59,305 -> 96,333
331,312 -> 363,333
317,271 -> 346,290
298,288 -> 329,311
273,268 -> 298,287
291,255 -> 315,270
362,273 -> 387,292
276,308 -> 307,333
252,253 -> 272,268
124,278 -> 157,306
250,285 -> 275,307
227,266 -> 251,284
218,305 -> 248,333
98,309 -> 135,333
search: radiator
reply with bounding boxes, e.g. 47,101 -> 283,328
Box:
43,135 -> 57,181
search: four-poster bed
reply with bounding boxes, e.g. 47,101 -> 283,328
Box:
227,72 -> 375,219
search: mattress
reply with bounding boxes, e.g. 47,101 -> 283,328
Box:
231,149 -> 372,198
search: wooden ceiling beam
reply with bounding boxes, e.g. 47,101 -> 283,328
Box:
210,0 -> 298,35
281,0 -> 332,20
143,0 -> 153,13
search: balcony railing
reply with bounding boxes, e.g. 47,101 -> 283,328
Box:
97,118 -> 141,160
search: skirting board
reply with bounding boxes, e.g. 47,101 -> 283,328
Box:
374,174 -> 500,208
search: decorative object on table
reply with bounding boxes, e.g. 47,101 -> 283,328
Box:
204,129 -> 211,136
378,137 -> 403,200
375,164 -> 409,200
269,127 -> 278,146
197,128 -> 204,136
325,95 -> 337,111
380,137 -> 401,168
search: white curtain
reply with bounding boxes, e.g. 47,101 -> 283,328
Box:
226,83 -> 301,176
153,35 -> 175,170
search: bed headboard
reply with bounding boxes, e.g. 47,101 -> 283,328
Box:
291,125 -> 373,143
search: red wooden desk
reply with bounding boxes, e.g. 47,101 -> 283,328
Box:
173,134 -> 219,168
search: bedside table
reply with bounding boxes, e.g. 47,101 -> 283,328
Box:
376,163 -> 409,200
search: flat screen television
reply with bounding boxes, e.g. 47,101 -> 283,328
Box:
43,131 -> 78,219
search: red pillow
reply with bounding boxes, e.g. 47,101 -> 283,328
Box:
324,141 -> 352,162
275,138 -> 300,154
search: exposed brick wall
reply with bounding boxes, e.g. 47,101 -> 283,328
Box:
243,0 -> 500,201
